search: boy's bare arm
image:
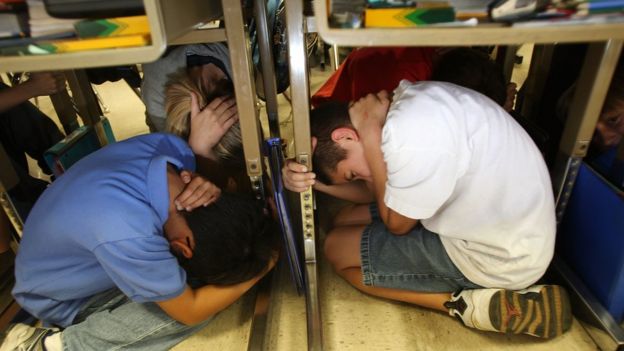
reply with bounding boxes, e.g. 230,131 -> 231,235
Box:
282,160 -> 374,203
314,180 -> 374,203
349,91 -> 418,235
156,255 -> 277,325
0,72 -> 65,113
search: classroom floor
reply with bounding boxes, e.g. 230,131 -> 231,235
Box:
23,44 -> 602,350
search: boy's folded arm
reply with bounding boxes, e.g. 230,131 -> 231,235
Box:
381,207 -> 419,235
156,267 -> 267,325
314,181 -> 374,204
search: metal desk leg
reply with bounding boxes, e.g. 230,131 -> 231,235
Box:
222,0 -> 265,201
65,69 -> 102,126
552,40 -> 623,214
50,89 -> 81,135
551,39 -> 624,351
65,70 -> 111,148
222,2 -> 271,350
501,45 -> 519,84
286,0 -> 323,350
518,44 -> 554,122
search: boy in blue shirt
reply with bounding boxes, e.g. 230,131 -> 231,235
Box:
1,133 -> 278,351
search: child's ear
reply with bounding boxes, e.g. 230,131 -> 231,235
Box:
170,239 -> 193,259
330,127 -> 359,143
311,136 -> 318,153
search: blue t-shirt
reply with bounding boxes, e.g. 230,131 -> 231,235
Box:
13,133 -> 196,327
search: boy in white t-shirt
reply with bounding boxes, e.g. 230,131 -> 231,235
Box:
284,81 -> 572,339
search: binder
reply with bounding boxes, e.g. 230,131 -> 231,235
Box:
265,137 -> 305,294
44,118 -> 115,176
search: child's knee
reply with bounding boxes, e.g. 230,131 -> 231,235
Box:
323,226 -> 362,271
323,230 -> 341,267
332,204 -> 370,227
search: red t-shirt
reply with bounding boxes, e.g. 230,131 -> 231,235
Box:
311,47 -> 436,107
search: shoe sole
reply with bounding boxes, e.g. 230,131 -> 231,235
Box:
489,285 -> 573,339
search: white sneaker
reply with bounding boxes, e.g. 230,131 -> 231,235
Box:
0,324 -> 58,351
444,285 -> 573,339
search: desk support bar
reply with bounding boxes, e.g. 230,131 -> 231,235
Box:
222,0 -> 265,199
553,40 -> 623,216
285,0 -> 323,350
222,2 -> 272,350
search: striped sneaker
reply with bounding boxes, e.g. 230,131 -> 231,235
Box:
0,324 -> 58,351
444,285 -> 573,339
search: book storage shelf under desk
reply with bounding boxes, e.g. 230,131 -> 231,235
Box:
313,0 -> 624,46
0,0 -> 224,73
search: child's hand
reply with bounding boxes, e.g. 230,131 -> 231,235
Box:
282,159 -> 315,193
266,251 -> 279,273
348,90 -> 391,136
24,72 -> 65,97
188,92 -> 238,158
175,170 -> 221,211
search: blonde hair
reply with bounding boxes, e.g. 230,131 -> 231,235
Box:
165,70 -> 243,166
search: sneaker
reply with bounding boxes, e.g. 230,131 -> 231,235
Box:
0,324 -> 58,351
444,285 -> 573,339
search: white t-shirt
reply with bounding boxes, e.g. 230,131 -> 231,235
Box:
382,81 -> 556,289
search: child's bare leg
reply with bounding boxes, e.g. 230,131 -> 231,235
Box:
324,224 -> 450,311
324,223 -> 573,339
332,204 -> 372,227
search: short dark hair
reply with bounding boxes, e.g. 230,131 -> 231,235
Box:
310,101 -> 352,184
176,193 -> 279,287
432,48 -> 507,107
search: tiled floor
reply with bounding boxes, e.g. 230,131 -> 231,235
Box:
25,53 -> 601,350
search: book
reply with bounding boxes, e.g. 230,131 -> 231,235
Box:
27,0 -> 78,37
74,15 -> 149,38
0,31 -> 72,48
0,34 -> 150,55
365,6 -> 456,27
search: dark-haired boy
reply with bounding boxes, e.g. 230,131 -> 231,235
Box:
1,133 -> 278,351
284,81 -> 572,339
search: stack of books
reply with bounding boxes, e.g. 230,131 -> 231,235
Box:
1,14 -> 150,55
27,0 -> 76,38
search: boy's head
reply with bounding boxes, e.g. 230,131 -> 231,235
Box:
164,70 -> 244,168
174,192 -> 279,287
556,56 -> 624,151
310,102 -> 372,185
432,48 -> 508,109
594,62 -> 624,149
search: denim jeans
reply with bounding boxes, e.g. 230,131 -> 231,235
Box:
361,219 -> 483,293
60,289 -> 212,351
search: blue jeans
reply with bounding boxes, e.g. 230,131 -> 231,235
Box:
60,289 -> 212,351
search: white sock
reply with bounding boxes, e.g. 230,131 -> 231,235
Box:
43,331 -> 62,351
